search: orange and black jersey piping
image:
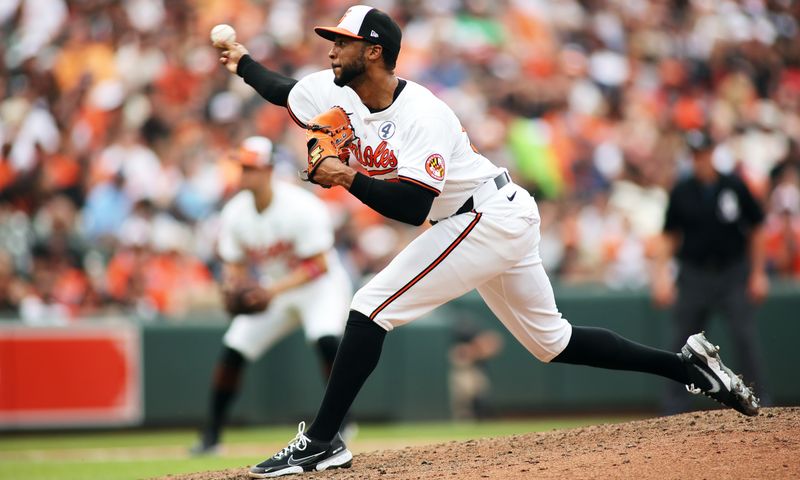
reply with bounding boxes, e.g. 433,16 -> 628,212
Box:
369,211 -> 481,320
397,175 -> 440,196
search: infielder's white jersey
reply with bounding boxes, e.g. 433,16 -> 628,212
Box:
288,70 -> 503,221
218,179 -> 341,282
218,180 -> 350,360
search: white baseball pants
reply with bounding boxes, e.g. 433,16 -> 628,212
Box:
351,180 -> 573,362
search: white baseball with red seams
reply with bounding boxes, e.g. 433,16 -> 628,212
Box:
288,70 -> 573,361
210,24 -> 236,47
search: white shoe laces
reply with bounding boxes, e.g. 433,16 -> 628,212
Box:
273,421 -> 310,459
686,384 -> 701,395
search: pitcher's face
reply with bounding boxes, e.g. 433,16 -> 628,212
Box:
329,36 -> 369,87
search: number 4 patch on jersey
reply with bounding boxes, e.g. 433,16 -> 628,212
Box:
378,121 -> 396,139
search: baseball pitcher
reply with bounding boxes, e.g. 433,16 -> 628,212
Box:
216,6 -> 760,477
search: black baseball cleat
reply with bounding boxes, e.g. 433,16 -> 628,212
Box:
680,332 -> 760,416
248,422 -> 353,478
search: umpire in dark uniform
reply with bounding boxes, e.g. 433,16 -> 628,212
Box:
652,129 -> 770,414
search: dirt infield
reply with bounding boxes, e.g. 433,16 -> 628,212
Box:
161,407 -> 799,480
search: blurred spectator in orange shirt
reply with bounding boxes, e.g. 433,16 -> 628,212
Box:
19,243 -> 94,324
52,18 -> 117,93
765,162 -> 800,278
105,212 -> 216,319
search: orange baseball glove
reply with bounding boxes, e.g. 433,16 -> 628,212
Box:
301,106 -> 356,187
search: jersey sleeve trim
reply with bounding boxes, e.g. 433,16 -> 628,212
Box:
286,104 -> 307,128
367,167 -> 398,177
398,175 -> 441,196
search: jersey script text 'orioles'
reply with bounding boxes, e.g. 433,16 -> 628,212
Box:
288,69 -> 502,222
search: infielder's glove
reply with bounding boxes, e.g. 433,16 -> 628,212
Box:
222,283 -> 270,316
300,106 -> 356,187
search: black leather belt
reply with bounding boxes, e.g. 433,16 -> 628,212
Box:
431,172 -> 510,225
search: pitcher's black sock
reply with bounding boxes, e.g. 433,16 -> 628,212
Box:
307,310 -> 386,442
315,334 -> 354,429
552,326 -> 689,384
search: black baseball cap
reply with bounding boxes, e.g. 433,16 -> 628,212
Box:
314,5 -> 401,60
684,129 -> 714,152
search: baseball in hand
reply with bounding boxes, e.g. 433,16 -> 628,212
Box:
210,24 -> 236,47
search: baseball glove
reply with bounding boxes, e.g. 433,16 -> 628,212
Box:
222,283 -> 270,315
300,106 -> 356,187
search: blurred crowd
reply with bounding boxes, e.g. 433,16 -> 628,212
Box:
1,0 -> 800,323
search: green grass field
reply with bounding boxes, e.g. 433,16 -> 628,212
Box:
0,416 -> 643,480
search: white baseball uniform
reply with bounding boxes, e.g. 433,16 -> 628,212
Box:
218,179 -> 351,361
288,70 -> 572,362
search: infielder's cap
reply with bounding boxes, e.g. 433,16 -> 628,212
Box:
684,129 -> 714,152
238,136 -> 273,168
314,5 -> 401,59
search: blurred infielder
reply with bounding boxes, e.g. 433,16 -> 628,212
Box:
217,5 -> 760,477
191,136 -> 351,455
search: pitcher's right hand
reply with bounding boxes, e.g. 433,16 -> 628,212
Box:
219,42 -> 249,74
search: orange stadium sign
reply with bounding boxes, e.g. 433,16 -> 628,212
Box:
0,323 -> 142,428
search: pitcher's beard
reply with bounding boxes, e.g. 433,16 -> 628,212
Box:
334,58 -> 366,87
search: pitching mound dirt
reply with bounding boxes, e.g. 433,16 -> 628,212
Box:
160,407 -> 799,480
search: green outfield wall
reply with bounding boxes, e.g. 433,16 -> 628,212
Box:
140,284 -> 800,426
